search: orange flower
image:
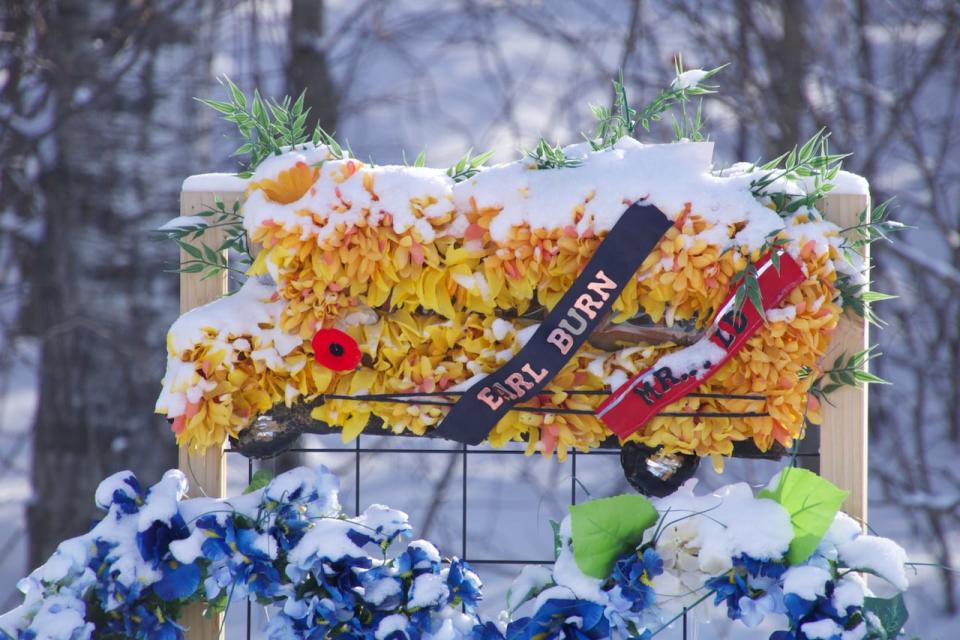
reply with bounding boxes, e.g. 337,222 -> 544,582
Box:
249,161 -> 319,204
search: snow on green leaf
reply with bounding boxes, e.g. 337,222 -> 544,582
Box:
759,467 -> 848,565
864,593 -> 909,638
568,494 -> 657,579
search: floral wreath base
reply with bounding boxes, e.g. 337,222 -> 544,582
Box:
1,464 -> 912,640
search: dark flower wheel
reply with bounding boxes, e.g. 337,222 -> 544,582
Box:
620,442 -> 700,498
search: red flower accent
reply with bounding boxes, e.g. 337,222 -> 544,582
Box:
312,328 -> 362,371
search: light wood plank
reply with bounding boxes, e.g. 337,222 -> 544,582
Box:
177,189 -> 241,640
818,193 -> 870,526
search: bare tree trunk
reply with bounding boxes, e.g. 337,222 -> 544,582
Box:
287,0 -> 338,133
25,0 -> 204,566
769,0 -> 807,154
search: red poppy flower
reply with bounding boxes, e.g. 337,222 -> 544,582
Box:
312,328 -> 362,371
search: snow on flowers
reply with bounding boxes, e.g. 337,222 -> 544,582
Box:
1,465 -> 911,640
157,133 -> 858,461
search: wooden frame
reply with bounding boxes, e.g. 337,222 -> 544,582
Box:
178,188 -> 231,640
176,184 -> 869,639
818,193 -> 870,524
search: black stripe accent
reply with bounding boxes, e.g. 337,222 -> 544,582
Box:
430,202 -> 673,444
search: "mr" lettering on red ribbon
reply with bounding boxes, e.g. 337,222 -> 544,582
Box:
597,251 -> 805,439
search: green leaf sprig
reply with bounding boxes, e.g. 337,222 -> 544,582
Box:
446,149 -> 495,182
803,345 -> 889,402
840,198 -> 908,252
526,138 -> 583,170
749,128 -> 849,215
402,149 -> 428,168
588,60 -> 727,150
198,76 -> 350,177
158,195 -> 251,279
729,261 -> 764,320
835,274 -> 897,326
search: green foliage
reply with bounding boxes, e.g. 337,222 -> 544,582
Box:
526,138 -> 583,170
758,467 -> 848,565
808,346 -> 889,401
729,261 -> 765,319
311,124 -> 352,161
589,70 -> 637,150
835,273 -> 897,327
840,199 -> 908,261
198,76 -> 349,176
243,469 -> 274,495
750,128 -> 848,215
403,149 -> 428,168
506,568 -> 554,614
446,149 -> 495,182
864,593 -> 909,639
550,519 -> 562,560
158,195 -> 251,279
588,60 -> 726,150
568,494 -> 658,579
728,232 -> 793,318
831,199 -> 904,322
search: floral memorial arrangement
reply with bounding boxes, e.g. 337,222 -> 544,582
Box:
154,65 -> 897,492
2,62 -> 914,640
1,464 -> 915,639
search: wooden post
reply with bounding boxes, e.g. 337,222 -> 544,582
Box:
818,192 -> 870,526
178,185 -> 242,640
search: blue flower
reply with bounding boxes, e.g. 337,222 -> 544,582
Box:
705,554 -> 787,626
266,501 -> 313,552
775,570 -> 871,639
267,595 -> 343,639
472,621 -> 506,640
359,565 -> 404,610
445,558 -> 482,611
233,528 -> 282,600
95,472 -> 143,514
396,541 -> 441,577
127,603 -> 186,640
510,599 -> 610,640
137,512 -> 190,570
153,559 -> 201,601
611,547 -> 664,613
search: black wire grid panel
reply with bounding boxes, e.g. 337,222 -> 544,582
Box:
224,437 -> 708,640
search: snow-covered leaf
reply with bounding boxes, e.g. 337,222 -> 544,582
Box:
244,469 -> 273,495
568,494 -> 657,579
506,565 -> 553,613
864,593 -> 908,638
759,467 -> 848,565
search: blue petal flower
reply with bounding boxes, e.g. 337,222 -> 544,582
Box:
512,599 -> 610,640
153,560 -> 201,602
472,621 -> 506,640
446,558 -> 483,611
611,548 -> 662,614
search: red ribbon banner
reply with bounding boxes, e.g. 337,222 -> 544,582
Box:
596,251 -> 805,439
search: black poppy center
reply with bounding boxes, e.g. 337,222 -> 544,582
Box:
328,342 -> 345,357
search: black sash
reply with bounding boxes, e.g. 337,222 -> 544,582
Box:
431,203 -> 672,445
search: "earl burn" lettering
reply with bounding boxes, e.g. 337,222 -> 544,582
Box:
545,270 -> 618,355
475,269 -> 619,411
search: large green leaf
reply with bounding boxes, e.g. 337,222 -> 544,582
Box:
243,469 -> 274,495
568,494 -> 658,579
758,467 -> 849,565
864,593 -> 909,638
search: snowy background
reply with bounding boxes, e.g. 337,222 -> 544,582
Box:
1,0 -> 958,637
